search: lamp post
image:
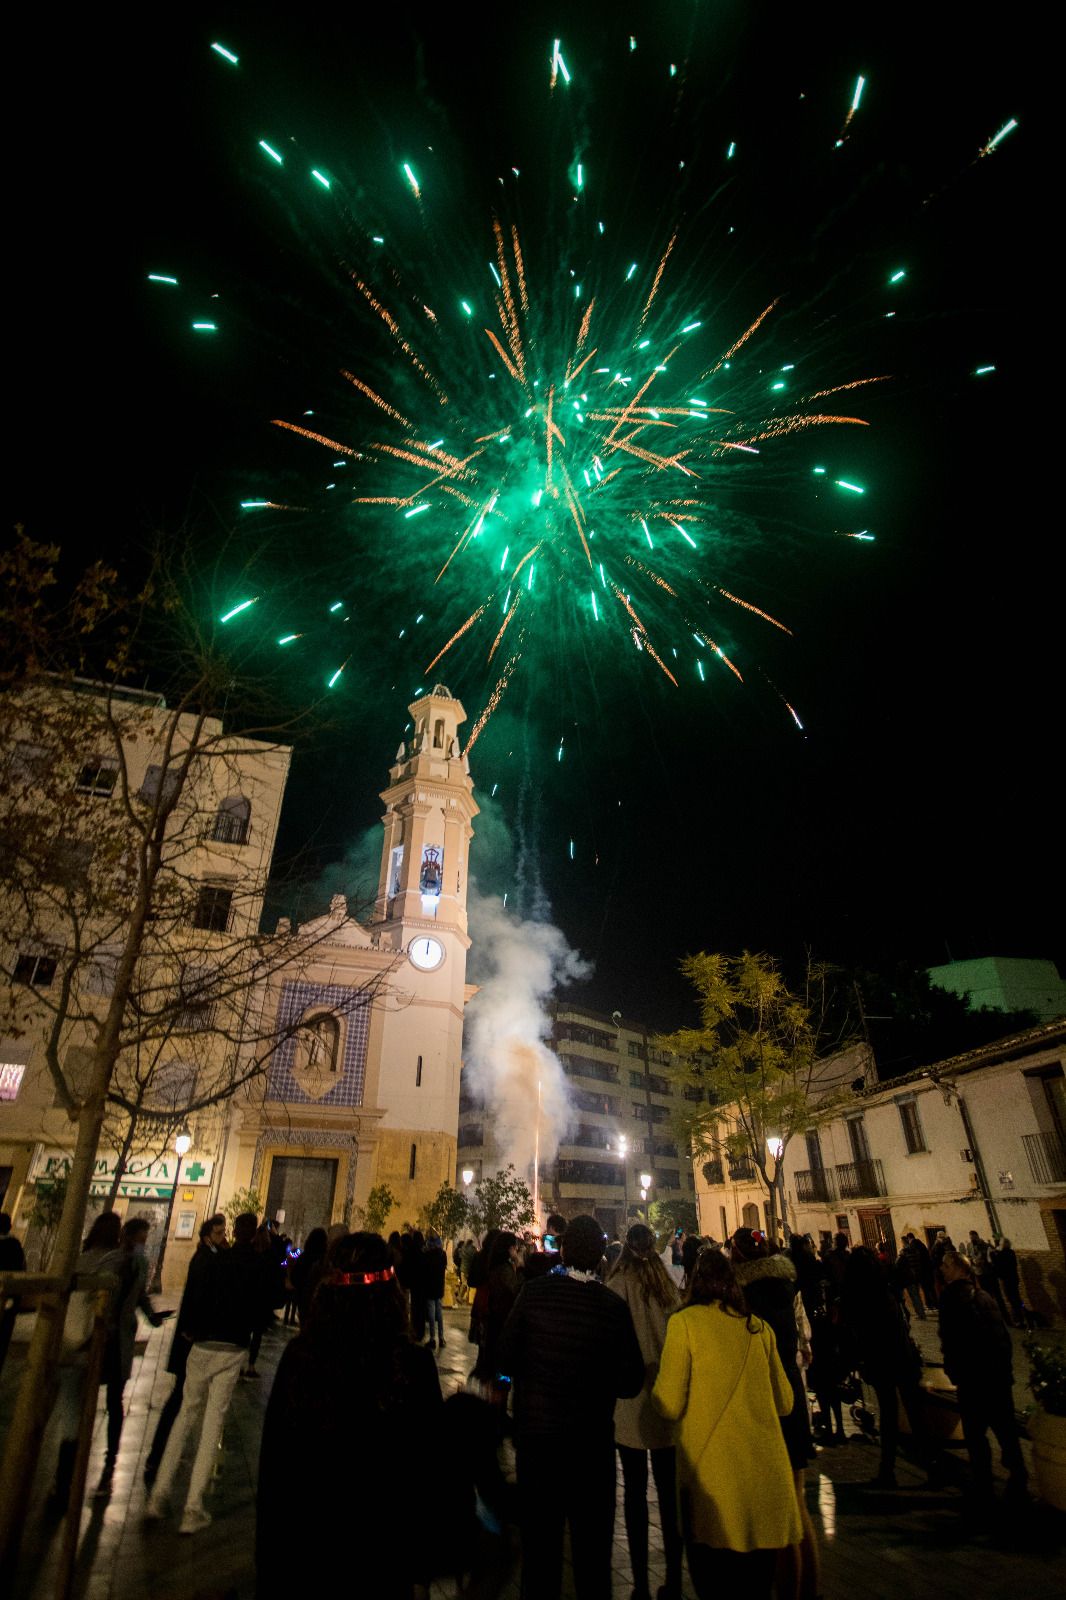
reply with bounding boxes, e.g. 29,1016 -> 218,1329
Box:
640,1171 -> 652,1224
152,1124 -> 192,1293
766,1135 -> 787,1242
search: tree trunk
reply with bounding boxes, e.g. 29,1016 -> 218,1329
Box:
0,1094 -> 106,1577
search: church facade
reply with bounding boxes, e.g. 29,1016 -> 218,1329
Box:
212,685 -> 478,1247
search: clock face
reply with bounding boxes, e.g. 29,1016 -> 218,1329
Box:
408,936 -> 444,972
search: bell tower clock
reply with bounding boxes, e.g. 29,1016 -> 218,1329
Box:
363,684 -> 477,1219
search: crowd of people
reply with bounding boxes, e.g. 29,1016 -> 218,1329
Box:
53,1203 -> 1033,1599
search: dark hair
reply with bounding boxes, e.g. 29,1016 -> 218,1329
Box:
0,1213 -> 12,1235
486,1231 -> 518,1273
561,1215 -> 605,1272
121,1216 -> 151,1247
681,1234 -> 704,1283
730,1227 -> 767,1262
301,1227 -> 329,1264
83,1212 -> 121,1252
299,1232 -> 414,1409
607,1223 -> 679,1310
198,1218 -> 217,1244
833,1232 -> 850,1251
233,1211 -> 258,1245
685,1247 -> 756,1325
545,1213 -> 567,1236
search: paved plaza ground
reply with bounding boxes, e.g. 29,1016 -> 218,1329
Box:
4,1301 -> 1065,1600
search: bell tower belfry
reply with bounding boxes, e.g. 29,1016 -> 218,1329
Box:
360,684 -> 478,1221
373,684 -> 477,937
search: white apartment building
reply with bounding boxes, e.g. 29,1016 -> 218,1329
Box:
693,1019 -> 1066,1322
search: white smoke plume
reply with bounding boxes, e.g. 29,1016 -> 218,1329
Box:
465,887 -> 590,1191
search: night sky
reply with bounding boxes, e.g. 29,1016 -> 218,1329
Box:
9,5 -> 1054,1028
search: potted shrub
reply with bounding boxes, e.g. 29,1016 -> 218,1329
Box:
1026,1337 -> 1066,1511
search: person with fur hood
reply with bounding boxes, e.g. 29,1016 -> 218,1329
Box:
730,1229 -> 819,1600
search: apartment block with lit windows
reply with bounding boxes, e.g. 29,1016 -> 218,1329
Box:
457,1001 -> 700,1237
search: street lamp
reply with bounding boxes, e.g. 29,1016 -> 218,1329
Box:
638,1170 -> 653,1224
766,1135 -> 787,1241
461,1166 -> 474,1187
152,1124 -> 192,1293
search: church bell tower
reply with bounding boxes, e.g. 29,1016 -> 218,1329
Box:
363,685 -> 477,1220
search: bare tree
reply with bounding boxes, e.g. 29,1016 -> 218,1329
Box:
0,535 -> 396,1568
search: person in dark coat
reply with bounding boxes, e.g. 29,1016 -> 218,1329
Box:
938,1250 -> 1026,1502
398,1229 -> 427,1341
473,1231 -> 520,1392
900,1232 -> 936,1314
289,1227 -> 328,1325
497,1214 -> 644,1600
256,1232 -> 442,1599
0,1212 -> 27,1370
732,1229 -> 819,1599
991,1237 -> 1026,1326
790,1234 -> 846,1446
421,1233 -> 448,1349
840,1247 -> 933,1487
98,1216 -> 166,1489
144,1215 -> 226,1486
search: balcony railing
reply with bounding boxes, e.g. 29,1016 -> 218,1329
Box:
208,813 -> 249,845
728,1155 -> 756,1182
835,1158 -> 885,1200
702,1159 -> 724,1186
1023,1130 -> 1066,1185
795,1167 -> 836,1204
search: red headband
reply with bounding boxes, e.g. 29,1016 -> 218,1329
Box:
326,1265 -> 396,1287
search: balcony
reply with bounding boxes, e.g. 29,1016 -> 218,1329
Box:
701,1159 -> 724,1186
795,1167 -> 837,1204
1023,1130 -> 1066,1185
208,813 -> 249,845
835,1158 -> 885,1200
728,1155 -> 756,1183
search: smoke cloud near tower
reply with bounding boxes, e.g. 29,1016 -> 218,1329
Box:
465,886 -> 589,1190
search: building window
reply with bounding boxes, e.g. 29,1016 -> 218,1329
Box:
846,1116 -> 871,1163
14,953 -> 57,987
416,1055 -> 423,1087
555,1022 -> 616,1051
211,796 -> 251,845
192,885 -> 233,932
409,1143 -> 418,1180
388,844 -> 404,897
628,1041 -> 642,1058
8,741 -> 47,784
897,1097 -> 927,1154
630,1070 -> 644,1088
85,951 -> 119,997
0,1063 -> 26,1101
433,718 -> 445,749
139,764 -> 181,807
75,759 -> 118,797
633,1103 -> 668,1123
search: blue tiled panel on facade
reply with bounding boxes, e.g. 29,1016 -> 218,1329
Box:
267,981 -> 370,1107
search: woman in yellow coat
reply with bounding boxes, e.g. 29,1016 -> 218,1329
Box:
652,1248 -> 802,1597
